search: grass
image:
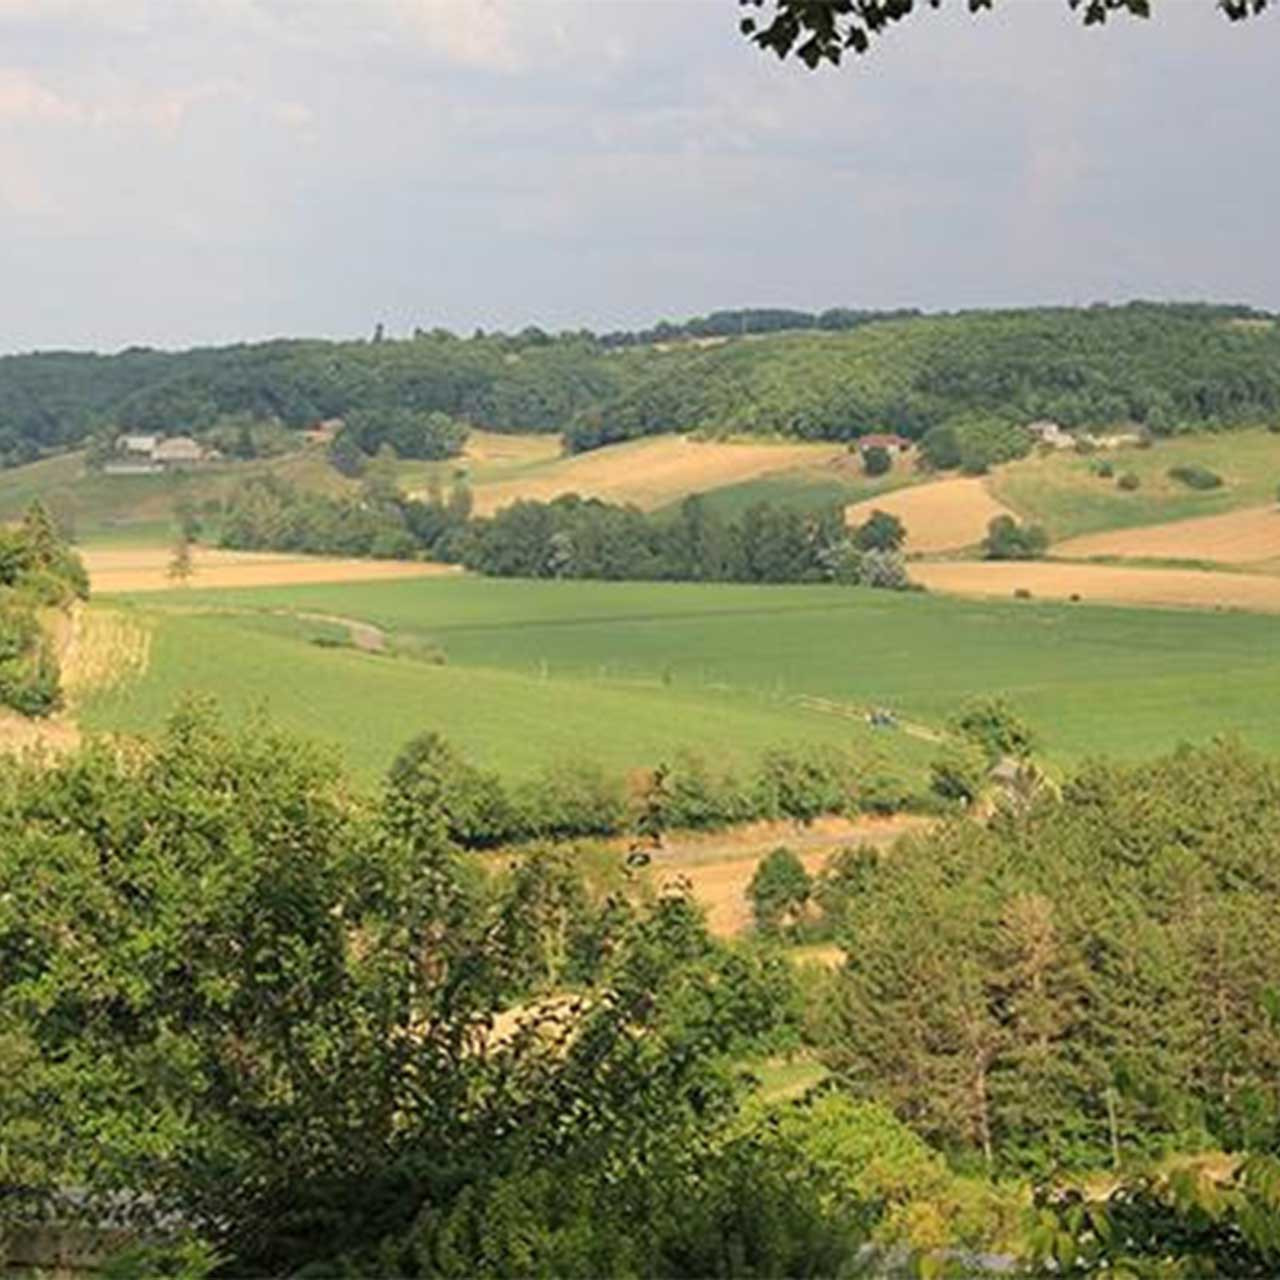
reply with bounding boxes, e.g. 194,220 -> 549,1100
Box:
81,598 -> 937,782
741,1056 -> 831,1103
84,576 -> 1280,777
991,428 -> 1280,540
655,457 -> 915,522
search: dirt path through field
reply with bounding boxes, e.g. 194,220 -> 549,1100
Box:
913,559 -> 1280,612
83,546 -> 459,593
649,813 -> 931,937
291,611 -> 387,652
845,476 -> 1014,553
1055,505 -> 1280,565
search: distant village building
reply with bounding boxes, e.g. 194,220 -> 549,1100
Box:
1025,420 -> 1074,450
303,418 -> 343,444
104,433 -> 211,474
856,433 -> 911,457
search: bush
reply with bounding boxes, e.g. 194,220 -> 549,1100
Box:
928,740 -> 989,806
1117,471 -> 1141,491
1168,463 -> 1223,490
748,847 -> 812,935
950,696 -> 1037,762
982,515 -> 1049,560
853,509 -> 906,552
1094,460 -> 1114,479
860,444 -> 892,477
754,745 -> 858,824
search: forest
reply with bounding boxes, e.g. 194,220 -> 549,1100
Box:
2,303 -> 1278,470
219,472 -> 913,589
4,708 -> 1280,1276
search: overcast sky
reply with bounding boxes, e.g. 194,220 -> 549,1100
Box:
0,0 -> 1275,352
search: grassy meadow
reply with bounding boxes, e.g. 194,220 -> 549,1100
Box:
82,574 -> 1280,781
993,427 -> 1280,540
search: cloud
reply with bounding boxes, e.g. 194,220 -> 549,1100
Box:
0,69 -> 80,123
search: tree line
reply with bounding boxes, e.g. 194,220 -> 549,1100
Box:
2,302 -> 1278,471
219,475 -> 915,590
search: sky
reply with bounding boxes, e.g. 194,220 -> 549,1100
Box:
0,0 -> 1276,352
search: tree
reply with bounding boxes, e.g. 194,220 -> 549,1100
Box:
982,513 -> 1049,560
739,0 -> 1268,70
861,443 -> 891,476
749,846 -> 813,935
853,508 -> 907,552
167,531 -> 194,585
950,696 -> 1037,762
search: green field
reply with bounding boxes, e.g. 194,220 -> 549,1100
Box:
82,575 -> 1280,780
652,456 -> 914,521
993,427 -> 1280,540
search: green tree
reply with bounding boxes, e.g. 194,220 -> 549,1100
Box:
982,513 -> 1049,560
853,508 -> 907,552
861,443 -> 891,476
950,696 -> 1037,762
749,846 -> 813,935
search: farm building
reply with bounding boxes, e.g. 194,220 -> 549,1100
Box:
104,433 -> 211,474
856,433 -> 911,457
1025,420 -> 1073,450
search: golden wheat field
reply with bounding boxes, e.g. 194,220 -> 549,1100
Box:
83,546 -> 459,594
1055,505 -> 1280,565
467,435 -> 844,516
912,560 -> 1280,612
845,476 -> 1014,554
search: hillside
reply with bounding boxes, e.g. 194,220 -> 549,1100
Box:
2,303 -> 1277,473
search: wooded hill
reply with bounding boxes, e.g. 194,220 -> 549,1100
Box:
2,302 -> 1277,469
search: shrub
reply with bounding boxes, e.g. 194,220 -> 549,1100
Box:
982,515 -> 1049,560
754,745 -> 858,824
928,741 -> 989,806
1117,471 -> 1141,491
950,696 -> 1037,762
1168,463 -> 1223,490
748,847 -> 812,935
861,444 -> 892,477
1094,460 -> 1114,478
853,509 -> 906,552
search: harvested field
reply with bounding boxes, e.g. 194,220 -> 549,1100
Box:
1056,505 -> 1280,565
466,435 -> 843,516
912,560 -> 1280,613
653,814 -> 928,937
84,546 -> 458,594
845,477 -> 1014,553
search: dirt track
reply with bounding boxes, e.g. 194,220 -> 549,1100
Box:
912,559 -> 1280,612
84,546 -> 458,594
1056,505 -> 1280,565
845,477 -> 1014,553
468,436 -> 841,516
651,814 -> 930,937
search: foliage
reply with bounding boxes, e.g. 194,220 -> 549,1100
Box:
852,508 -> 906,552
0,703 -> 860,1276
950,696 -> 1037,762
749,846 -> 813,935
821,742 -> 1280,1175
0,501 -> 87,715
927,739 -> 989,807
1118,469 -> 1141,491
1025,1156 -> 1280,1276
982,514 -> 1050,560
861,443 -> 892,476
1168,462 -> 1224,491
738,0 -> 1268,70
